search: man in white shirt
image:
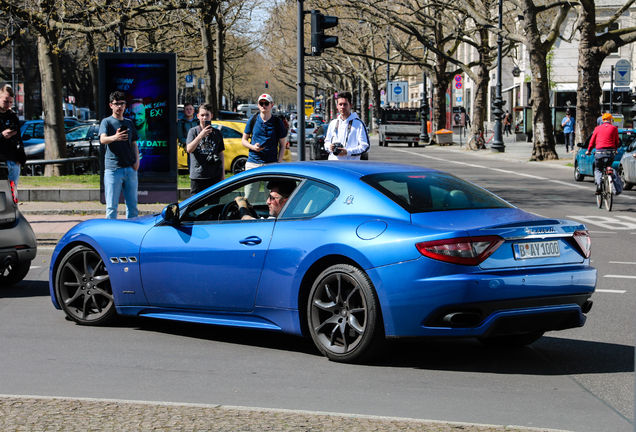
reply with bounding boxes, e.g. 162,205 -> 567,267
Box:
324,91 -> 369,160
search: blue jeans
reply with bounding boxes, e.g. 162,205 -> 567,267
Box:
104,167 -> 138,219
594,151 -> 615,186
6,160 -> 20,186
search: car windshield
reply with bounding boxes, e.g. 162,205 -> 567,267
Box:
362,172 -> 512,213
66,125 -> 91,141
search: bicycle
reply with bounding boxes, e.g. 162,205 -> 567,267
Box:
466,129 -> 494,151
596,165 -> 615,211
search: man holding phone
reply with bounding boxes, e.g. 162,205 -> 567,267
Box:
99,91 -> 140,219
0,85 -> 26,186
186,103 -> 225,195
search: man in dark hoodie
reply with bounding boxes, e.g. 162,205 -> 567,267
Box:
0,85 -> 26,186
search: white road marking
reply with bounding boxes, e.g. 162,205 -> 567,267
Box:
548,180 -> 589,189
30,266 -> 42,269
596,289 -> 627,293
609,261 -> 636,265
604,275 -> 636,279
566,215 -> 636,230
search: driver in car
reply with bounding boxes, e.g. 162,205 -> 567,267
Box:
234,180 -> 295,220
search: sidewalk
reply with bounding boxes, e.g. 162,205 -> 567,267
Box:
21,133 -> 574,249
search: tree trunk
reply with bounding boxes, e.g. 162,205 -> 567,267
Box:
215,13 -> 225,111
576,0 -> 602,145
529,49 -> 558,160
431,55 -> 450,140
200,5 -> 219,117
37,34 -> 66,176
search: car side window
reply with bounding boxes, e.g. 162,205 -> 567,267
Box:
283,180 -> 338,219
33,124 -> 45,139
219,126 -> 242,139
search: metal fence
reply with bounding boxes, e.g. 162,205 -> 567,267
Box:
23,156 -> 99,176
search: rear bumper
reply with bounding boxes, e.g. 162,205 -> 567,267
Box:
0,212 -> 37,271
367,259 -> 596,338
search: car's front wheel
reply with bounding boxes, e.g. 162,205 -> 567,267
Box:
54,245 -> 116,326
0,260 -> 31,286
307,264 -> 385,363
574,162 -> 584,182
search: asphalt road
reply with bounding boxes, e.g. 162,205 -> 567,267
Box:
1,142 -> 634,432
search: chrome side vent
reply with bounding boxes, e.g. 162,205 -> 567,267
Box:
110,257 -> 119,264
128,257 -> 138,263
119,257 -> 128,263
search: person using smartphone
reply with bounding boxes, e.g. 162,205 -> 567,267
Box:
186,103 -> 225,195
98,91 -> 140,219
0,85 -> 26,186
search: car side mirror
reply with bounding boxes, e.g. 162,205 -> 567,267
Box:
576,142 -> 584,148
161,203 -> 180,225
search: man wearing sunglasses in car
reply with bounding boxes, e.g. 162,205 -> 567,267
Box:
234,180 -> 296,220
241,94 -> 287,201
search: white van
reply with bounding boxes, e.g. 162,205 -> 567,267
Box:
237,104 -> 259,118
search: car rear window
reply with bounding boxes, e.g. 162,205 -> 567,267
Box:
362,172 -> 512,213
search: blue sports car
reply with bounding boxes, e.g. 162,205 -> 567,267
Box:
49,162 -> 596,363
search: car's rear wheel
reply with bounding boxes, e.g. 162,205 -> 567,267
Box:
231,156 -> 247,174
574,162 -> 584,182
307,264 -> 384,363
0,260 -> 31,286
478,331 -> 544,348
54,245 -> 116,326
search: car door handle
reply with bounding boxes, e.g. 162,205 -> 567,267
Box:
239,236 -> 262,245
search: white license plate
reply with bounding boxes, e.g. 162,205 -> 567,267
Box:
513,241 -> 560,260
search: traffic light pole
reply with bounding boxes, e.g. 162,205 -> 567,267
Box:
297,0 -> 306,161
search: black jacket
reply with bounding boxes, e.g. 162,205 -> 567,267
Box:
0,110 -> 26,165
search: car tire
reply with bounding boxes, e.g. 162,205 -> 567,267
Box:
619,165 -> 633,190
477,330 -> 544,349
231,156 -> 247,174
0,260 -> 31,286
574,162 -> 584,182
54,245 -> 116,326
307,264 -> 385,363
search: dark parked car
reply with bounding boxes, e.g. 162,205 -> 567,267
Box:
0,160 -> 37,286
308,125 -> 329,160
619,139 -> 636,190
574,128 -> 636,181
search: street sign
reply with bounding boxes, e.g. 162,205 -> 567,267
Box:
387,81 -> 408,103
185,74 -> 195,88
614,60 -> 631,86
455,82 -> 463,89
122,47 -> 134,53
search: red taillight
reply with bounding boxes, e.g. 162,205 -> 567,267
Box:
573,230 -> 591,258
9,180 -> 18,204
416,236 -> 504,266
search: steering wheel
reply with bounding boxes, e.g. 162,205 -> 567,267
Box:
221,200 -> 257,220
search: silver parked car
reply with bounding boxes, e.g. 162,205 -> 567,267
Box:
0,160 -> 37,286
619,139 -> 636,190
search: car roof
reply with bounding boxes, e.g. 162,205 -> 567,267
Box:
233,161 -> 438,182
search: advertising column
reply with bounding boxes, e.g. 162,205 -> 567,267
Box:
98,52 -> 178,204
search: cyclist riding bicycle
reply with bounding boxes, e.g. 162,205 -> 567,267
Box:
586,112 -> 619,195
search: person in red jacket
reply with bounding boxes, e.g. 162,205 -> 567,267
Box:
586,112 -> 619,194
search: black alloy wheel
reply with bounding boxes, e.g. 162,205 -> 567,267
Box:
307,264 -> 384,363
55,245 -> 116,325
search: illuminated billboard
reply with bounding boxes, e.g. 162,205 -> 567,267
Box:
98,52 -> 177,204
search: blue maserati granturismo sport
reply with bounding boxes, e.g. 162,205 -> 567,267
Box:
50,162 -> 596,363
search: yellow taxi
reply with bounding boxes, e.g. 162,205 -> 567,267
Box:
178,120 -> 292,174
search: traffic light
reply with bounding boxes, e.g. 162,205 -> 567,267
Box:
311,10 -> 338,57
265,81 -> 269,88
